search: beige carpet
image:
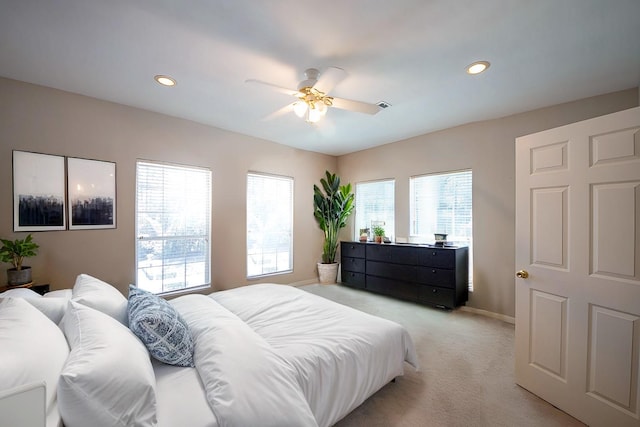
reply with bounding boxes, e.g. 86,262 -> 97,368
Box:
301,284 -> 585,427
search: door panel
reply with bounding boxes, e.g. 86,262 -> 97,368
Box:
530,290 -> 567,379
515,107 -> 640,427
587,306 -> 639,413
531,187 -> 568,269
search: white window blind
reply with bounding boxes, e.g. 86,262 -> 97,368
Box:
135,161 -> 211,294
247,173 -> 293,278
354,180 -> 395,240
410,170 -> 473,288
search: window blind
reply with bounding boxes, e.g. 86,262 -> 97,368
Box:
246,173 -> 293,278
354,180 -> 395,240
136,161 -> 211,293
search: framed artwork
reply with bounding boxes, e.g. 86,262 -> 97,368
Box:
67,157 -> 116,230
13,150 -> 66,232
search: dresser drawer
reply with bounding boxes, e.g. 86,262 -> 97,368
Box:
416,267 -> 455,288
367,260 -> 416,282
342,256 -> 365,273
417,285 -> 455,308
341,271 -> 365,289
366,276 -> 417,301
367,244 -> 417,265
418,248 -> 455,268
341,242 -> 365,258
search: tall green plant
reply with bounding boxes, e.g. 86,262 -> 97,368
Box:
0,234 -> 39,270
313,171 -> 355,264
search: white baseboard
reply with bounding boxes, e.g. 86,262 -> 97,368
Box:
458,306 -> 515,324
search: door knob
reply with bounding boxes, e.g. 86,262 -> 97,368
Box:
516,270 -> 529,279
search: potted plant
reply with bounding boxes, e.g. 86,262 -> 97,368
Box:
373,226 -> 385,243
0,234 -> 39,286
313,171 -> 354,284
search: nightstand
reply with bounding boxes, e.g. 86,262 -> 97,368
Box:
0,283 -> 50,295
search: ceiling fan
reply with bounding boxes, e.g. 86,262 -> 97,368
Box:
246,67 -> 382,123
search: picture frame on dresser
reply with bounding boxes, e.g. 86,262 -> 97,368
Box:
12,150 -> 66,232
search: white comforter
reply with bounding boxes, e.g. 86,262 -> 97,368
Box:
209,284 -> 418,427
168,284 -> 417,427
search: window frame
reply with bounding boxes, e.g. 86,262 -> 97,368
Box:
353,179 -> 395,241
246,171 -> 294,279
135,160 -> 212,295
410,169 -> 473,289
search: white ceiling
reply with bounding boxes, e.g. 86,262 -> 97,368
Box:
1,0 -> 639,156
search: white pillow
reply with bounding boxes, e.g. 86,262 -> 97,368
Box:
58,300 -> 157,427
72,274 -> 128,325
44,289 -> 72,299
0,298 -> 69,427
0,287 -> 42,298
26,298 -> 68,324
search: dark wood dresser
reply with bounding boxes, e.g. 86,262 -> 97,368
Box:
341,241 -> 468,309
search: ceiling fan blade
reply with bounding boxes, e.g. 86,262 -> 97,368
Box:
313,67 -> 347,94
331,97 -> 381,115
245,79 -> 300,97
261,103 -> 295,121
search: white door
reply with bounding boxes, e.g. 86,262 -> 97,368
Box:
515,107 -> 640,427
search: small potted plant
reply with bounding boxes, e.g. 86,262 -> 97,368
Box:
0,234 -> 39,286
373,226 -> 385,244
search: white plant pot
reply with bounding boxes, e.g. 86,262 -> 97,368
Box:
317,262 -> 339,285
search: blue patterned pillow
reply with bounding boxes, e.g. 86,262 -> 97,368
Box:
127,285 -> 195,367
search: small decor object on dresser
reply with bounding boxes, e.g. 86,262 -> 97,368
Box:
0,233 -> 39,286
373,226 -> 385,243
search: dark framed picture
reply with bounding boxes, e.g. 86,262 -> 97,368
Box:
67,157 -> 116,230
13,150 -> 66,232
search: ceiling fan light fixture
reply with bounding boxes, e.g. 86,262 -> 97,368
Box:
293,101 -> 308,118
466,61 -> 490,75
307,108 -> 322,123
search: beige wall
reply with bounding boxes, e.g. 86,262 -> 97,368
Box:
2,76 -> 637,318
338,87 -> 639,317
0,77 -> 336,294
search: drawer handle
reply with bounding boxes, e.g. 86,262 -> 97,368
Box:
432,252 -> 437,256
432,289 -> 438,293
432,269 -> 436,274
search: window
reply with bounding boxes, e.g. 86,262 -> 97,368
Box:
135,161 -> 211,294
410,170 -> 472,288
354,180 -> 395,241
246,173 -> 293,278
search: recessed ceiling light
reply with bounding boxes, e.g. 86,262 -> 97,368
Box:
154,75 -> 177,86
466,61 -> 490,75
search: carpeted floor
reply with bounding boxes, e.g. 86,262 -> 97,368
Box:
301,284 -> 585,427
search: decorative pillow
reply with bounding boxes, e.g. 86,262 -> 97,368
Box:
58,300 -> 157,427
128,285 -> 195,367
72,273 -> 128,325
0,298 -> 69,427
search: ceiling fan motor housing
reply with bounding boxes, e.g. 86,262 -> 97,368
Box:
297,68 -> 320,91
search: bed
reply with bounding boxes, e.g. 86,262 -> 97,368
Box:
0,275 -> 418,427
